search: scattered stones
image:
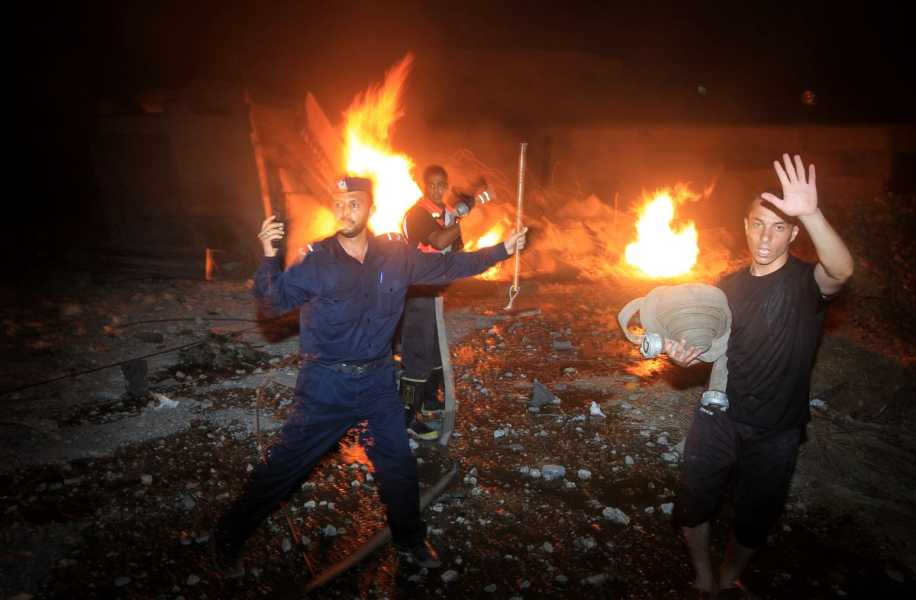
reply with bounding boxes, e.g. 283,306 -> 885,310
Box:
602,506 -> 630,525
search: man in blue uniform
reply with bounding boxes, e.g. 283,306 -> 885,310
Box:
664,155 -> 854,598
209,176 -> 527,576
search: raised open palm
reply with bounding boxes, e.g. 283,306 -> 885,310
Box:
761,154 -> 818,218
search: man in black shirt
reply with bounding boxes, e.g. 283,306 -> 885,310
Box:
665,154 -> 854,597
399,165 -> 485,439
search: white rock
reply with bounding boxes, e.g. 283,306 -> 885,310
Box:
660,502 -> 674,515
577,469 -> 591,480
281,537 -> 292,552
140,474 -> 153,485
484,584 -> 497,593
493,429 -> 507,439
322,525 -> 338,537
542,542 -> 554,553
661,452 -> 679,463
585,573 -> 608,586
441,570 -> 459,583
589,401 -> 606,417
624,455 -> 635,466
542,465 -> 566,480
186,574 -> 200,586
602,506 -> 631,525
574,535 -> 597,551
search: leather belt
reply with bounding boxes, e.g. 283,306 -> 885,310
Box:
320,355 -> 392,375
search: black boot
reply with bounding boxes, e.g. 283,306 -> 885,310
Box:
422,369 -> 446,415
401,377 -> 439,441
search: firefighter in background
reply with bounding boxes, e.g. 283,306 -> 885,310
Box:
399,165 -> 489,440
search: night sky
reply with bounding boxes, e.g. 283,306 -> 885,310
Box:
12,1 -> 915,265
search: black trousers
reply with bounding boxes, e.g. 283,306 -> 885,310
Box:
214,362 -> 426,556
674,405 -> 801,548
400,292 -> 442,382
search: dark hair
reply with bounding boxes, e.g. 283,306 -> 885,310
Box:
422,164 -> 448,183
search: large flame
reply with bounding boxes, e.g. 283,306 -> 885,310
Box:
342,54 -> 422,234
624,188 -> 699,277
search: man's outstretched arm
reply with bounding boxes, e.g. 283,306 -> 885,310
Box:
762,154 -> 854,296
407,227 -> 528,286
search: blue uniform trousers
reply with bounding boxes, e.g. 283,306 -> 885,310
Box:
215,361 -> 425,555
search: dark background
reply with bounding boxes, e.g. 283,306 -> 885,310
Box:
12,1 -> 915,270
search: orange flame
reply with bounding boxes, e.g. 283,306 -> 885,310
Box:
466,221 -> 509,280
624,187 -> 699,277
342,54 -> 422,234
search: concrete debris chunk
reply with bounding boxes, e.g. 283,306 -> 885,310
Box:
529,379 -> 561,409
151,393 -> 179,410
542,465 -> 566,480
441,570 -> 459,583
602,506 -> 630,525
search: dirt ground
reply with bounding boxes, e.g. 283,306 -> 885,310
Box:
1,262 -> 914,599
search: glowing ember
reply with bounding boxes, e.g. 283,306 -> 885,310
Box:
624,188 -> 698,278
342,54 -> 422,234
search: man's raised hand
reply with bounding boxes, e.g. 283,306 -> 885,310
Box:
258,215 -> 284,258
503,227 -> 529,256
761,154 -> 819,218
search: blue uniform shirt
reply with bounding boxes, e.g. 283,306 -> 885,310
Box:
254,233 -> 509,363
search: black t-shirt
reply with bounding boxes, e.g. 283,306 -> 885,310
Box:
719,255 -> 830,430
403,204 -> 463,252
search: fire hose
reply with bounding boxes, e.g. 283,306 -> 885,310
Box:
303,461 -> 460,594
617,283 -> 732,408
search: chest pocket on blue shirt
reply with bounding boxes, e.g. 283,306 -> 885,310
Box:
377,270 -> 403,316
317,297 -> 360,327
